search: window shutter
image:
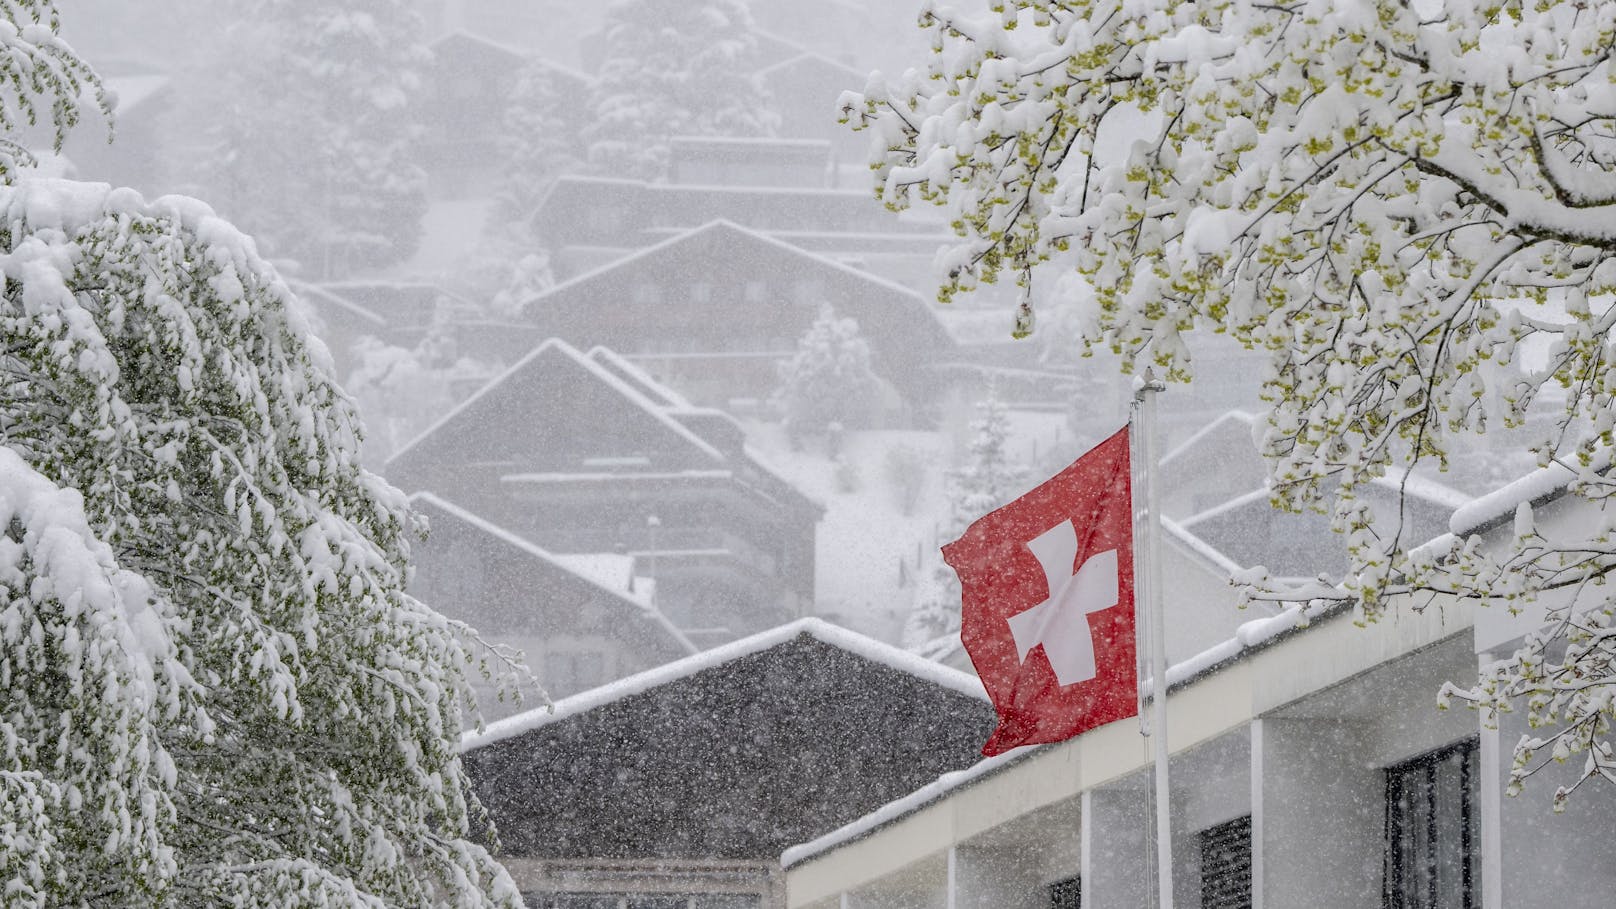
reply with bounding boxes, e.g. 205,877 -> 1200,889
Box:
1200,815 -> 1253,909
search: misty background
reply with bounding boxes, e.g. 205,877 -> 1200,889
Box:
46,0 -> 1538,714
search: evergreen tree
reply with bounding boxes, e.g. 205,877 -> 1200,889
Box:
0,6 -> 519,903
585,0 -> 776,181
493,59 -> 587,232
904,390 -> 1027,650
180,0 -> 429,277
773,306 -> 881,450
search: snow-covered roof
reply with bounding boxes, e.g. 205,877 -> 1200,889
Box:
384,338 -> 727,471
286,280 -> 387,328
586,345 -> 693,410
462,617 -> 989,752
756,50 -> 866,82
522,219 -> 938,318
1160,409 -> 1258,467
408,491 -> 697,655
426,29 -> 593,83
1161,515 -> 1243,577
1448,450 -> 1612,537
780,597 -> 1340,869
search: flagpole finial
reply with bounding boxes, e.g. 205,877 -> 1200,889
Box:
1132,367 -> 1166,402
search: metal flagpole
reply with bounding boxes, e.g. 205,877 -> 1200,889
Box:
1134,368 -> 1175,908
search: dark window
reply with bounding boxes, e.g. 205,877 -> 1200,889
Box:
1199,815 -> 1252,909
1048,875 -> 1080,909
1385,739 -> 1478,909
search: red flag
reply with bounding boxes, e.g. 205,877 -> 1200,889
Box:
944,427 -> 1136,756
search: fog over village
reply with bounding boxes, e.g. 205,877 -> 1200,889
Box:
6,1 -> 1616,907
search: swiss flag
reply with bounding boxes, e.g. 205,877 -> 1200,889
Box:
944,427 -> 1136,756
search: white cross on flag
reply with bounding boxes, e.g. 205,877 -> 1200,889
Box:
943,427 -> 1137,756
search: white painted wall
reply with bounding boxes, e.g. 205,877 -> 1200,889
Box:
1253,718 -> 1383,909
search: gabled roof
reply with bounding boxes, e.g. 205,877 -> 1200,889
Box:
459,618 -> 997,860
409,491 -> 697,656
465,617 -> 986,750
518,219 -> 954,351
757,49 -> 866,84
385,337 -> 728,476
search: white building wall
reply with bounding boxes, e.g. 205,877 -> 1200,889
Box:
1252,718 -> 1383,908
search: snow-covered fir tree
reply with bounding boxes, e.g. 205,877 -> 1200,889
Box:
585,0 -> 776,180
773,306 -> 881,451
494,58 -> 587,232
904,390 -> 1027,650
849,0 -> 1616,802
0,7 -> 520,903
179,0 -> 429,277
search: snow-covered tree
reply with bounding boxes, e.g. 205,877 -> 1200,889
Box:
847,0 -> 1616,802
1,179 -> 521,908
774,306 -> 882,450
585,0 -> 777,180
905,390 -> 1027,649
0,13 -> 519,894
180,0 -> 429,277
494,59 -> 587,231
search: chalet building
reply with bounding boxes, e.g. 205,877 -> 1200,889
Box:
291,279 -> 485,375
462,619 -> 998,908
386,339 -> 822,649
783,463 -> 1616,909
532,165 -> 953,291
408,492 -> 696,718
517,219 -> 956,421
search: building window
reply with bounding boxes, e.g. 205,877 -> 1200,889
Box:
1047,875 -> 1080,909
1385,739 -> 1478,909
1199,815 -> 1252,909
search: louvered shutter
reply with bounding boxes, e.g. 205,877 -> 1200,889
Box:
1199,815 -> 1253,909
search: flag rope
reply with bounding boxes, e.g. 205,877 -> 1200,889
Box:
1133,369 -> 1176,909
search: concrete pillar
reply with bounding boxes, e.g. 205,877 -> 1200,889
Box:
1081,786 -> 1153,908
1252,718 -> 1383,909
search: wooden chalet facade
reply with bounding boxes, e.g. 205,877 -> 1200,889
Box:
462,619 -> 997,908
408,492 -> 696,717
386,339 -> 821,649
517,219 -> 956,421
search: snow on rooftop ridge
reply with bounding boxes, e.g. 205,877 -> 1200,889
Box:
427,29 -> 593,83
285,280 -> 388,328
1161,515 -> 1243,577
409,491 -> 697,658
781,746 -> 1039,869
1448,450 -> 1614,537
586,345 -> 685,405
461,617 -> 989,752
755,49 -> 866,80
781,597 -> 1347,870
1160,409 -> 1259,467
520,219 -> 935,318
383,338 -> 726,471
1178,486 -> 1272,529
1371,468 -> 1473,513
